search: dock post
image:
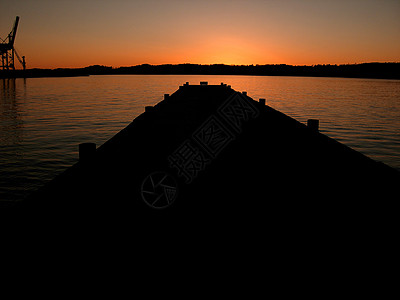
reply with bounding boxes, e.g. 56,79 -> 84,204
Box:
145,106 -> 154,112
164,94 -> 170,101
259,98 -> 266,106
242,91 -> 247,96
200,81 -> 208,85
307,119 -> 319,132
79,143 -> 96,163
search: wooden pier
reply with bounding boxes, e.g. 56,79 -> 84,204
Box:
10,83 -> 399,231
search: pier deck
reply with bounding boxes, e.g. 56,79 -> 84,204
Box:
14,83 -> 399,228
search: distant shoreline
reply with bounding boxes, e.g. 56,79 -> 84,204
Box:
1,62 -> 399,80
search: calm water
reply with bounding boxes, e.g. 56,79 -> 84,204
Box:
1,75 -> 399,201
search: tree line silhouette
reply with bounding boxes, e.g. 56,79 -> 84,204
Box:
1,62 -> 399,79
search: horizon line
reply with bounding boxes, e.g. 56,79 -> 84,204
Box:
7,61 -> 400,70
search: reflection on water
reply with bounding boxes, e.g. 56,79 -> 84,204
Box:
0,79 -> 22,145
0,79 -> 25,201
1,75 -> 399,201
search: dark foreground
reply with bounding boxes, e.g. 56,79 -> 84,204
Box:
3,83 -> 398,288
6,83 -> 398,230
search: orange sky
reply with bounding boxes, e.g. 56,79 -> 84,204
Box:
1,0 -> 399,69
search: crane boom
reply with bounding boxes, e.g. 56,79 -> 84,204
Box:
0,16 -> 19,49
9,16 -> 20,47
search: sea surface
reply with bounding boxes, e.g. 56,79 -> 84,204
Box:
1,75 -> 399,202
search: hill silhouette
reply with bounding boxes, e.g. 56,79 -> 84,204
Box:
1,62 -> 399,79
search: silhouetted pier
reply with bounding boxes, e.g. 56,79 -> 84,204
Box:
12,83 -> 399,231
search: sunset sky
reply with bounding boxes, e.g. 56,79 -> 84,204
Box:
1,0 -> 399,69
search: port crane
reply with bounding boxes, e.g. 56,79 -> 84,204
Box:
0,16 -> 26,70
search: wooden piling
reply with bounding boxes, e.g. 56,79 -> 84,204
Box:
307,119 -> 319,132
